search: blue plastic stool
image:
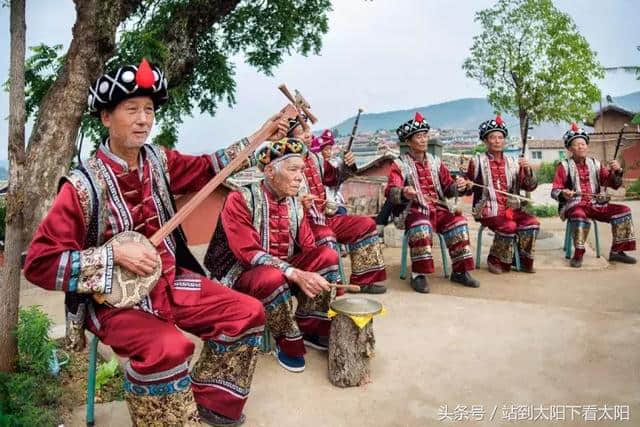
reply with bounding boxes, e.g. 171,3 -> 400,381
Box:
400,232 -> 449,279
564,219 -> 600,259
86,335 -> 99,426
475,225 -> 521,271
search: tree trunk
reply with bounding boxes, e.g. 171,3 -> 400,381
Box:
519,110 -> 529,154
328,314 -> 375,387
20,0 -> 142,245
0,0 -> 26,372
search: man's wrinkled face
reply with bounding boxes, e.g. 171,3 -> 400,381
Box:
101,96 -> 154,149
407,131 -> 428,154
265,156 -> 305,197
569,137 -> 589,159
484,131 -> 505,153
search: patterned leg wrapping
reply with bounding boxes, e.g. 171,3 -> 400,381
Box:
442,222 -> 474,272
489,231 -> 515,270
408,224 -> 434,274
124,377 -> 199,426
262,283 -> 304,356
295,265 -> 338,338
611,213 -> 636,252
191,337 -> 260,399
570,219 -> 590,259
347,231 -> 386,284
517,225 -> 539,269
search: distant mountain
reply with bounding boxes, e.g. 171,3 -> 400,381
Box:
331,91 -> 640,139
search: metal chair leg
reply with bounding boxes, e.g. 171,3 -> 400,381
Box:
437,233 -> 449,278
86,335 -> 99,427
475,225 -> 484,268
400,232 -> 408,280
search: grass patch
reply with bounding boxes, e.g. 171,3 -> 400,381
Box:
0,307 -> 123,426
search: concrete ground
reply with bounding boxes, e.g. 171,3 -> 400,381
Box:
19,202 -> 640,426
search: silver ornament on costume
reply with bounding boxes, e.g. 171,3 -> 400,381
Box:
99,81 -> 110,94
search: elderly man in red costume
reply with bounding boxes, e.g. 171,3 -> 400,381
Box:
204,138 -> 338,373
465,115 -> 539,274
551,123 -> 636,267
288,120 -> 388,294
386,113 -> 479,293
24,59 -> 290,427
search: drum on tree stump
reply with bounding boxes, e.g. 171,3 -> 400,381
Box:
328,297 -> 381,387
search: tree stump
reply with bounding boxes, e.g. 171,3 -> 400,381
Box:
328,314 -> 375,387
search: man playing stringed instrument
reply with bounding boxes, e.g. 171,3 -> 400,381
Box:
465,115 -> 539,274
288,117 -> 389,294
24,59 -> 290,426
551,123 -> 636,268
387,112 -> 479,293
204,138 -> 340,373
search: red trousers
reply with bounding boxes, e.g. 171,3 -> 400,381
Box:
566,202 -> 636,259
87,267 -> 264,420
311,215 -> 386,286
234,246 -> 339,357
479,210 -> 539,271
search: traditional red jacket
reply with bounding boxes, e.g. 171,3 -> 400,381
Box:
300,151 -> 345,224
385,152 -> 457,219
24,139 -> 250,320
551,157 -> 622,219
465,153 -> 537,219
204,181 -> 313,286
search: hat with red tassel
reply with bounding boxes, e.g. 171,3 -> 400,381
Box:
478,114 -> 509,140
562,122 -> 590,148
396,112 -> 431,142
88,58 -> 168,117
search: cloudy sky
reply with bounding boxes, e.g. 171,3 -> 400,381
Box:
1,0 -> 639,159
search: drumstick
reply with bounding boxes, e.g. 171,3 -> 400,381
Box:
148,103 -> 298,247
329,284 -> 361,292
278,84 -> 318,124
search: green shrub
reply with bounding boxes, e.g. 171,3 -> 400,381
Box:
524,203 -> 558,218
0,307 -> 61,426
96,357 -> 120,391
536,160 -> 560,184
627,178 -> 640,196
16,306 -> 57,376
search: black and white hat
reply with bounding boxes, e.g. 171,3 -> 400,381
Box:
87,58 -> 168,117
563,122 -> 590,148
479,115 -> 508,140
396,112 -> 430,142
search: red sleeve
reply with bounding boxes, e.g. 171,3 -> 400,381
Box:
385,162 -> 405,204
221,191 -> 291,273
439,163 -> 456,197
164,148 -> 216,195
464,159 -> 477,196
322,159 -> 341,187
297,213 -> 316,251
24,183 -> 87,291
518,166 -> 538,191
551,164 -> 567,201
600,165 -> 623,189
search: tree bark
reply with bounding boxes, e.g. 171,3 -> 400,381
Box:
328,314 -> 375,387
20,0 -> 142,246
0,0 -> 26,372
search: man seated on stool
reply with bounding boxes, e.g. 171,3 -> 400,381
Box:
204,138 -> 339,373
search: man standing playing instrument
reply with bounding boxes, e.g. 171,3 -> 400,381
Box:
387,113 -> 479,293
288,118 -> 388,294
551,123 -> 636,267
204,138 -> 339,372
24,59 -> 290,426
465,115 -> 539,274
